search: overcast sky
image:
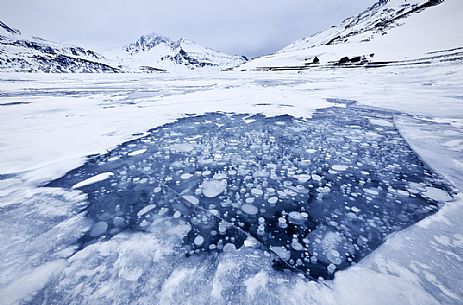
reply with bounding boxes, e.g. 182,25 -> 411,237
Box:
1,0 -> 375,58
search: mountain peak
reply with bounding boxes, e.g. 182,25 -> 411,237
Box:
107,31 -> 246,72
125,33 -> 173,53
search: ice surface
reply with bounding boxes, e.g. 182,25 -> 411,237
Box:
306,227 -> 354,266
194,235 -> 205,246
48,108 -> 453,280
396,116 -> 463,191
89,221 -> 108,236
424,187 -> 453,202
201,179 -> 227,198
1,66 -> 463,304
332,165 -> 348,172
0,185 -> 90,304
183,195 -> 200,205
128,149 -> 147,157
288,211 -> 307,225
241,204 -> 258,215
270,246 -> 291,261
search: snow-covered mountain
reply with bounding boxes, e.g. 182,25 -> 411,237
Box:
0,21 -> 119,73
0,21 -> 246,73
241,0 -> 463,70
104,33 -> 247,72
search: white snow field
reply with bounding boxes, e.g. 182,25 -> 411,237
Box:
0,59 -> 463,305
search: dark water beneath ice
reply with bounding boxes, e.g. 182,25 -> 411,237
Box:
48,106 -> 452,280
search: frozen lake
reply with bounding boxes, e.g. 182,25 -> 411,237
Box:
48,106 -> 453,280
1,69 -> 462,305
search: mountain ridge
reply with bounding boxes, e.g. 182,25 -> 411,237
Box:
0,20 -> 120,73
280,0 -> 444,53
105,32 -> 247,72
0,22 -> 246,73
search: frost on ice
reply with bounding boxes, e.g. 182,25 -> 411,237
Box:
48,107 -> 454,280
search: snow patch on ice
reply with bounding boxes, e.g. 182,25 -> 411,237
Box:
71,172 -> 114,189
0,260 -> 65,305
244,271 -> 269,298
128,148 -> 147,157
423,187 -> 452,202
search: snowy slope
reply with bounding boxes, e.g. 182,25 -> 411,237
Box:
241,0 -> 463,70
104,33 -> 247,72
0,21 -> 119,73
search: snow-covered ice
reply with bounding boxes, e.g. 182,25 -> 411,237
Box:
71,172 -> 114,189
201,179 -> 227,198
1,61 -> 463,304
42,107 -> 454,280
128,148 -> 147,157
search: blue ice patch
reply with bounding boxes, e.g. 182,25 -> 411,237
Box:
48,107 -> 453,280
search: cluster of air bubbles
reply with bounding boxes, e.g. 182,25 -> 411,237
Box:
49,108 -> 454,280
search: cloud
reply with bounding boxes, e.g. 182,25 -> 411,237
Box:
1,0 -> 376,57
